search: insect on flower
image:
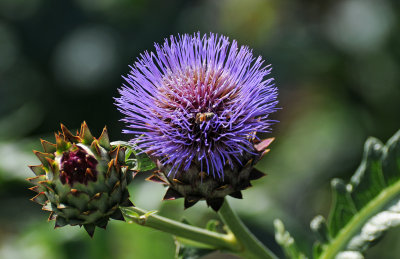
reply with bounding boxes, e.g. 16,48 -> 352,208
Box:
195,112 -> 215,124
116,33 -> 278,210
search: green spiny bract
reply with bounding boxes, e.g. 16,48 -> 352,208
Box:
147,138 -> 274,211
27,122 -> 133,237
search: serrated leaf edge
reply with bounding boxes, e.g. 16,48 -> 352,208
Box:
319,130 -> 400,259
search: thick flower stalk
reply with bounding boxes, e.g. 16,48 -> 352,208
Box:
116,33 -> 278,210
27,122 -> 133,236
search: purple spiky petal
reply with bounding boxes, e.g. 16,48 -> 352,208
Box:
116,33 -> 278,178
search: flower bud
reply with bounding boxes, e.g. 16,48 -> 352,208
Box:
27,122 -> 133,236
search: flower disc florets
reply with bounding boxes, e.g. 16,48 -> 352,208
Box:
60,149 -> 98,185
116,33 -> 278,178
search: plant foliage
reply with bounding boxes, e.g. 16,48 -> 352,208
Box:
275,129 -> 400,259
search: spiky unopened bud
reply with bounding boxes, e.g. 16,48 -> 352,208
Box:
27,122 -> 133,237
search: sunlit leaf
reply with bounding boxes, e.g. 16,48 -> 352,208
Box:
318,129 -> 400,258
275,129 -> 400,259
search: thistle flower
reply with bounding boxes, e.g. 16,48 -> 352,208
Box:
116,33 -> 278,211
27,122 -> 133,236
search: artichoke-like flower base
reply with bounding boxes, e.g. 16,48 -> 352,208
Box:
147,138 -> 274,211
27,122 -> 133,237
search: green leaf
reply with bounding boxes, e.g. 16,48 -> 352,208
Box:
345,199 -> 400,252
382,130 -> 400,186
349,138 -> 385,211
273,219 -> 308,259
110,140 -> 156,172
327,179 -> 357,237
133,152 -> 156,171
120,207 -> 140,221
315,129 -> 400,258
275,130 -> 400,259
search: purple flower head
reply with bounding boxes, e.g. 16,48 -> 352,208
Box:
115,33 -> 278,178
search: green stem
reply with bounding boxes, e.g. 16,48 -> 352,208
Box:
120,206 -> 240,252
320,178 -> 400,259
218,199 -> 279,259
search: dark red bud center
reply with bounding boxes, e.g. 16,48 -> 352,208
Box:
60,148 -> 98,185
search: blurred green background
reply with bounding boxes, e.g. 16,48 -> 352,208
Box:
0,0 -> 399,258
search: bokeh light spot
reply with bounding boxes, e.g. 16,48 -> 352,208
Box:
52,26 -> 118,90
